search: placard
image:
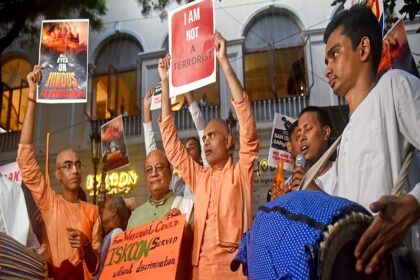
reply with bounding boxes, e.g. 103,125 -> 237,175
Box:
37,19 -> 89,103
101,116 -> 130,172
100,215 -> 185,280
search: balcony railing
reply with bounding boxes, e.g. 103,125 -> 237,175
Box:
1,98 -> 307,152
0,131 -> 21,153
251,96 -> 309,121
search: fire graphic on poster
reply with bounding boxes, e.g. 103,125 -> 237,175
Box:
37,19 -> 89,103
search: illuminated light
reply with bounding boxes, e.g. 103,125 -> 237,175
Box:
86,170 -> 139,196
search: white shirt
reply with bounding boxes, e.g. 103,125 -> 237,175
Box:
333,70 -> 420,209
315,161 -> 337,195
0,177 -> 30,245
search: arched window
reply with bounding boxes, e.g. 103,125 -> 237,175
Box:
244,8 -> 307,100
93,34 -> 143,120
1,57 -> 31,131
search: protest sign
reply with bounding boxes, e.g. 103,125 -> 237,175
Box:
100,215 -> 186,280
37,19 -> 89,103
267,113 -> 296,171
101,116 -> 130,172
377,19 -> 419,76
169,0 -> 215,97
0,162 -> 22,185
150,82 -> 185,111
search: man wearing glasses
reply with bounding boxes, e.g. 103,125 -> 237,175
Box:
126,149 -> 193,229
17,65 -> 101,279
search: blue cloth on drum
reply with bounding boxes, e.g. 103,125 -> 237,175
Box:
231,190 -> 369,280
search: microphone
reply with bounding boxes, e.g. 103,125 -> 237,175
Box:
295,153 -> 306,168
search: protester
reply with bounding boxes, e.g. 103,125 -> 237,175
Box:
95,196 -> 130,280
289,106 -> 336,193
158,32 -> 259,279
143,89 -> 207,200
126,150 -> 193,229
323,4 -> 420,275
126,149 -> 194,279
17,65 -> 101,279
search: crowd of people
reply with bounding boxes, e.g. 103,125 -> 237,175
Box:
0,4 -> 419,280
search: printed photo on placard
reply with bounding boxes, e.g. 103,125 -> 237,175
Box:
101,116 -> 130,172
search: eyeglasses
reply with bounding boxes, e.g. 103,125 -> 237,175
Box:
144,163 -> 170,175
57,161 -> 82,171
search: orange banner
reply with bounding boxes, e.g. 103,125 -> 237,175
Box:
100,215 -> 185,280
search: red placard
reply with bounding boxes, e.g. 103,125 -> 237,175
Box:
169,0 -> 215,96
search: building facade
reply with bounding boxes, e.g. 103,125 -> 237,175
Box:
1,0 -> 419,211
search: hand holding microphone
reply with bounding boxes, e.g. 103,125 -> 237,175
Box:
290,153 -> 307,190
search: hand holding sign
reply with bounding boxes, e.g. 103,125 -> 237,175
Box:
27,65 -> 42,99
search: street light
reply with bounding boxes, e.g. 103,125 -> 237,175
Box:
90,130 -> 101,205
226,109 -> 237,153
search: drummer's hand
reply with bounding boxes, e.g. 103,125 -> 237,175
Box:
354,194 -> 420,275
67,227 -> 90,249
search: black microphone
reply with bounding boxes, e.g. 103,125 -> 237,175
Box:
295,153 -> 306,168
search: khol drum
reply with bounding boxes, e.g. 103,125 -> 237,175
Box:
231,191 -> 393,280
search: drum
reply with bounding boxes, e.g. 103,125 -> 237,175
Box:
0,232 -> 48,280
231,190 -> 394,280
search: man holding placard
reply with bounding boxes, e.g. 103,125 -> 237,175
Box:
159,32 -> 259,279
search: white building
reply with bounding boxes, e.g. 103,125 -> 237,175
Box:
1,0 -> 419,210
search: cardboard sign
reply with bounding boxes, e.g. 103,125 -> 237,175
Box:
37,19 -> 89,103
0,162 -> 22,185
100,215 -> 186,280
101,116 -> 130,172
150,82 -> 184,111
267,113 -> 296,171
169,0 -> 216,97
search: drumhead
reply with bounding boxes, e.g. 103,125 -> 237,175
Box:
319,211 -> 394,280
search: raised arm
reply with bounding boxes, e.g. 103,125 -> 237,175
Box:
159,55 -> 172,119
20,65 -> 41,144
158,55 -> 203,193
17,65 -> 54,211
214,32 -> 245,103
143,88 -> 157,155
185,91 -> 208,167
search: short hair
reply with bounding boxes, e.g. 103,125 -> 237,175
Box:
110,196 -> 130,230
324,4 -> 382,74
287,120 -> 298,138
185,137 -> 201,154
299,106 -> 331,128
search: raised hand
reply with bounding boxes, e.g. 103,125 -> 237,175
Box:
214,32 -> 227,63
26,65 -> 42,99
158,54 -> 171,82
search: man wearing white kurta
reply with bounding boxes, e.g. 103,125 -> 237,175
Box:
323,4 -> 420,276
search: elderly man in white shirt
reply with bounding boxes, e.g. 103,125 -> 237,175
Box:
323,4 -> 420,276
